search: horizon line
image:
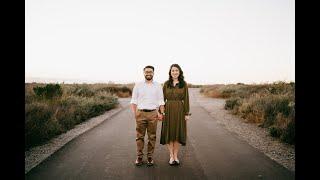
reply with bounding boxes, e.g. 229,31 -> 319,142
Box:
25,76 -> 295,85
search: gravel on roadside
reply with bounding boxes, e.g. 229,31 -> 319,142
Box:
193,89 -> 295,172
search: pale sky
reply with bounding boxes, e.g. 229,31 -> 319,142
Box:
25,0 -> 295,85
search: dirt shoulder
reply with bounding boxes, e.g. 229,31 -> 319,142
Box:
191,88 -> 295,172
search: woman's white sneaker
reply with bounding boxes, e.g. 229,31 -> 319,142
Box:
169,157 -> 175,165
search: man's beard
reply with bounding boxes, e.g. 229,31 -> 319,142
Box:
145,75 -> 153,80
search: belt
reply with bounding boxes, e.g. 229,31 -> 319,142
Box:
139,109 -> 156,112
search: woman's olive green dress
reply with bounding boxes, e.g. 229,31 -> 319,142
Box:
160,81 -> 190,146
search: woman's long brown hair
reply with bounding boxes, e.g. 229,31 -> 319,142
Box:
167,64 -> 185,88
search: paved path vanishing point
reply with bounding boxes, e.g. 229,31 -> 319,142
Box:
26,88 -> 294,180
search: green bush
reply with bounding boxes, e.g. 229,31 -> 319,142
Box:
25,83 -> 119,150
280,120 -> 295,145
72,85 -> 95,97
97,86 -> 132,95
269,126 -> 282,138
119,86 -> 132,94
269,120 -> 295,145
98,86 -> 116,93
188,84 -> 203,88
54,103 -> 78,130
33,84 -> 63,99
267,81 -> 294,95
25,89 -> 36,104
262,95 -> 293,128
201,82 -> 295,145
25,102 -> 63,150
221,89 -> 236,98
225,97 -> 242,110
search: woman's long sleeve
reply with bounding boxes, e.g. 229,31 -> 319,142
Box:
163,83 -> 167,102
183,83 -> 190,115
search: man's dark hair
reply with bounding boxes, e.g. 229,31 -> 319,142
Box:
144,65 -> 154,71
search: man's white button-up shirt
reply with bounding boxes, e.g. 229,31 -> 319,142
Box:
130,80 -> 165,110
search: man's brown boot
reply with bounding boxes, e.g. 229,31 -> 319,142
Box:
135,157 -> 143,166
147,157 -> 154,166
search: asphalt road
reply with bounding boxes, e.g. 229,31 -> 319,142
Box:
26,89 -> 294,180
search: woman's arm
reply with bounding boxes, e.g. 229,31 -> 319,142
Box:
183,82 -> 190,115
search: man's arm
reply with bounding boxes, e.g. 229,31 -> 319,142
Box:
130,83 -> 138,118
157,83 -> 165,120
131,103 -> 138,118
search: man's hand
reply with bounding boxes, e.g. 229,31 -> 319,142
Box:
131,104 -> 138,119
134,110 -> 140,119
185,115 -> 190,121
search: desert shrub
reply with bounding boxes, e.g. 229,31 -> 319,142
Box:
25,102 -> 63,150
262,95 -> 293,128
269,126 -> 282,138
33,84 -> 63,99
238,104 -> 264,123
280,120 -> 295,144
72,85 -> 95,97
200,85 -> 225,98
268,114 -> 295,144
117,86 -> 132,97
267,81 -> 295,95
201,82 -> 295,144
220,89 -> 236,98
225,97 -> 242,110
234,85 -> 268,98
61,93 -> 118,124
54,97 -> 80,130
97,86 -> 132,97
99,86 -> 117,93
119,86 -> 132,93
25,85 -> 37,104
25,83 -> 119,150
116,91 -> 130,98
188,84 -> 203,88
55,106 -> 77,130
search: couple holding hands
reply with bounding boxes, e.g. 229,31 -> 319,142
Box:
130,64 -> 191,167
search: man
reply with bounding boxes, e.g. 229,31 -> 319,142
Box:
130,65 -> 165,166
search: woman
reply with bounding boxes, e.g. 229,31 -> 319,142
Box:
160,64 -> 191,165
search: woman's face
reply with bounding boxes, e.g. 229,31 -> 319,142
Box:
170,66 -> 180,79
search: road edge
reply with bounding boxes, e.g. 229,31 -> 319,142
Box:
25,102 -> 130,174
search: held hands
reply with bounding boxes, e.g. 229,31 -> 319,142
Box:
135,112 -> 139,119
156,113 -> 190,121
157,113 -> 164,121
135,111 -> 164,121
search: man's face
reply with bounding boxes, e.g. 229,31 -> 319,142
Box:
144,68 -> 154,80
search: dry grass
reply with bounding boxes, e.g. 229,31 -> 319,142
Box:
25,83 -> 133,150
200,84 -> 226,98
201,81 -> 295,145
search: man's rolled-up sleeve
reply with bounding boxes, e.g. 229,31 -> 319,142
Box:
158,84 -> 165,106
130,84 -> 138,104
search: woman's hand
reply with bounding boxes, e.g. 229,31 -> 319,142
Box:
135,111 -> 140,119
185,115 -> 190,121
157,113 -> 164,121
